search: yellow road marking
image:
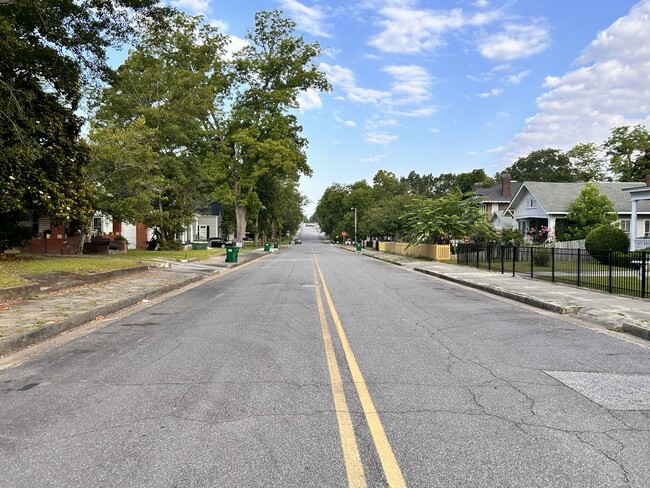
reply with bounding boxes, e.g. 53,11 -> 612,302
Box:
312,258 -> 367,488
314,256 -> 407,488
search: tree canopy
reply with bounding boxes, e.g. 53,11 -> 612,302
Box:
1,0 -> 171,251
90,13 -> 229,247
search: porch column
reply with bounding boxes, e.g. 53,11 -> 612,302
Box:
631,199 -> 638,250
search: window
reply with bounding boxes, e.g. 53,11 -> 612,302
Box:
526,198 -> 536,209
644,220 -> 650,238
620,219 -> 631,236
93,217 -> 103,233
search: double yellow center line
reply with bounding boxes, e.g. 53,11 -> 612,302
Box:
312,255 -> 406,488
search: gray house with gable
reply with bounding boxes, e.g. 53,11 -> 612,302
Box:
504,181 -> 650,241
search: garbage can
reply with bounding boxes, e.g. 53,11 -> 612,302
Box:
225,246 -> 239,263
356,242 -> 362,252
264,242 -> 271,252
273,241 -> 279,249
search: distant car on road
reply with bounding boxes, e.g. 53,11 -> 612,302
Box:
208,237 -> 232,248
294,237 -> 302,244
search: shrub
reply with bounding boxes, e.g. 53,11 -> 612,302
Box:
585,225 -> 630,264
532,247 -> 551,267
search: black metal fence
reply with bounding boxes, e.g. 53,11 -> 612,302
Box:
456,244 -> 649,298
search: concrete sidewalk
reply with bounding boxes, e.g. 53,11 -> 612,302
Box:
345,245 -> 650,341
0,248 -> 271,356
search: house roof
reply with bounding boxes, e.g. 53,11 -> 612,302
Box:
476,181 -> 522,202
509,181 -> 650,215
197,202 -> 224,216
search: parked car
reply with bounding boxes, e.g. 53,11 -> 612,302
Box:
294,236 -> 302,244
208,237 -> 231,248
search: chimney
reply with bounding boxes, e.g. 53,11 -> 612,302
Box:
646,175 -> 650,187
501,173 -> 511,199
474,182 -> 483,193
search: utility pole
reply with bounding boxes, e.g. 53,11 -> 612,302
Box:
351,207 -> 357,244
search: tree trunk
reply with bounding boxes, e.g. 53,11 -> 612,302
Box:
76,230 -> 86,255
235,203 -> 247,242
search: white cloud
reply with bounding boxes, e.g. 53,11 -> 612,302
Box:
390,107 -> 439,117
500,0 -> 650,165
383,65 -> 433,104
279,0 -> 331,37
365,132 -> 399,145
297,89 -> 322,111
477,88 -> 503,98
356,155 -> 385,165
368,5 -> 502,54
320,62 -> 435,109
171,0 -> 209,14
479,23 -> 550,61
543,75 -> 561,88
504,70 -> 531,85
335,115 -> 357,127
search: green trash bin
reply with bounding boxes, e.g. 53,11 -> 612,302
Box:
192,241 -> 208,250
356,242 -> 362,252
225,246 -> 239,263
264,242 -> 271,252
273,241 -> 279,249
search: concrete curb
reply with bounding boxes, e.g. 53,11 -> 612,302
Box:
413,267 -> 581,314
0,273 -> 208,357
0,265 -> 150,303
0,283 -> 41,302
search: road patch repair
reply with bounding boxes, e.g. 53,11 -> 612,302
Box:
545,371 -> 650,410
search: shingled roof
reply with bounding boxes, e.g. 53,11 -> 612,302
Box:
511,181 -> 650,214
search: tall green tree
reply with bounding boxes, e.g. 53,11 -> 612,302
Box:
566,142 -> 608,181
90,13 -> 230,247
315,184 -> 350,238
563,182 -> 616,240
0,0 -> 170,251
216,11 -> 330,241
504,148 -> 575,182
604,125 -> 650,181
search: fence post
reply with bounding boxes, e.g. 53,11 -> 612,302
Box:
577,248 -> 581,287
476,247 -> 479,269
641,249 -> 647,298
608,250 -> 613,294
551,247 -> 555,282
530,247 -> 534,278
487,244 -> 492,271
512,245 -> 516,277
501,245 -> 505,274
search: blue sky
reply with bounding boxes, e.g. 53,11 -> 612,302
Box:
160,0 -> 650,215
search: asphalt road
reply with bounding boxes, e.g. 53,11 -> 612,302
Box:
1,226 -> 649,487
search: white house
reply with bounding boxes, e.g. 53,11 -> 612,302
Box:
504,181 -> 650,243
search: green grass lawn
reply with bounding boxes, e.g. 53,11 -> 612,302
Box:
455,257 -> 648,298
0,244 -> 270,289
0,254 -> 144,288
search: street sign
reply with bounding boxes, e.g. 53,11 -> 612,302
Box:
341,231 -> 347,237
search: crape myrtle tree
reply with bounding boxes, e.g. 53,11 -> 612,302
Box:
0,0 -> 171,252
90,13 -> 231,248
402,189 -> 495,245
214,10 -> 330,242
